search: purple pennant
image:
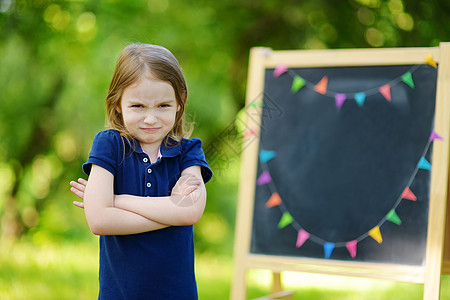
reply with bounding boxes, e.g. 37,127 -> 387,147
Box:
273,64 -> 288,77
335,93 -> 347,108
256,171 -> 272,185
429,131 -> 443,141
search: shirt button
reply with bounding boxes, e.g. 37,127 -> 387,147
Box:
143,158 -> 148,163
148,168 -> 152,174
147,182 -> 152,188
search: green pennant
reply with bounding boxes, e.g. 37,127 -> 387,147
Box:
291,75 -> 305,93
401,71 -> 414,88
386,209 -> 402,225
278,212 -> 294,229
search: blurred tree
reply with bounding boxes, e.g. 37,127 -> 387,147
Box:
0,0 -> 449,252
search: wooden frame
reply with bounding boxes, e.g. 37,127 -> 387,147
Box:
231,44 -> 450,300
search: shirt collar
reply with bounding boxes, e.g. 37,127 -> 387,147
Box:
130,138 -> 181,158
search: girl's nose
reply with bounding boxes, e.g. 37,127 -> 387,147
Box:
144,113 -> 157,124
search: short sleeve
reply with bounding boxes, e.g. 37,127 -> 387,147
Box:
181,138 -> 213,183
82,130 -> 122,176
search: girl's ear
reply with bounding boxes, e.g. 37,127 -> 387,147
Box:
115,105 -> 122,114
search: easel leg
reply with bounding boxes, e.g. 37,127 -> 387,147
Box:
272,272 -> 282,294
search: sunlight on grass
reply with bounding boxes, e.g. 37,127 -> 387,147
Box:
0,239 -> 98,299
1,241 -> 450,299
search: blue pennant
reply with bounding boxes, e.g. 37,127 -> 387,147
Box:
323,242 -> 335,259
418,157 -> 432,170
259,150 -> 277,163
354,92 -> 366,107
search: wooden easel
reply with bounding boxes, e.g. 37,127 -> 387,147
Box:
231,44 -> 450,300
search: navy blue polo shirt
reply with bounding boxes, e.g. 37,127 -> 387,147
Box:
83,129 -> 212,300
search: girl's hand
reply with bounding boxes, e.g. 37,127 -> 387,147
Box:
171,174 -> 201,197
70,178 -> 87,209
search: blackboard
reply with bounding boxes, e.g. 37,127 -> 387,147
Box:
251,64 -> 437,265
231,45 -> 450,300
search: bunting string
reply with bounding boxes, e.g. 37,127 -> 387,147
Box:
273,52 -> 437,107
257,130 -> 442,258
284,65 -> 420,101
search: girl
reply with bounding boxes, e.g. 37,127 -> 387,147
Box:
69,43 -> 212,300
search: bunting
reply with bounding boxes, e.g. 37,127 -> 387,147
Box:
314,76 -> 328,95
257,126 -> 442,259
272,53 -> 435,108
379,84 -> 391,101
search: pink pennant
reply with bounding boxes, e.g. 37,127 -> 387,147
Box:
346,240 -> 357,258
256,171 -> 272,185
335,93 -> 347,108
379,84 -> 391,101
429,131 -> 443,141
273,64 -> 288,77
401,187 -> 417,201
296,229 -> 310,248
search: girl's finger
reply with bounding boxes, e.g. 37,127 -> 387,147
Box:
70,186 -> 85,199
73,201 -> 85,209
70,180 -> 86,192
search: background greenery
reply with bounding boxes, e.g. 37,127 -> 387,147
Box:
1,0 -> 450,299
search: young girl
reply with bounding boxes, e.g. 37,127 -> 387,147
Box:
69,43 -> 212,299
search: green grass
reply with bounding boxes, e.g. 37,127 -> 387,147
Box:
1,239 -> 450,299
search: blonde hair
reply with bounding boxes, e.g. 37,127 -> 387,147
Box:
106,43 -> 191,146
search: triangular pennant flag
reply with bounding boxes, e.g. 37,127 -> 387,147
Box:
401,187 -> 417,201
386,209 -> 402,225
335,93 -> 347,108
379,84 -> 391,101
273,64 -> 288,77
296,229 -> 310,248
256,171 -> 272,185
323,242 -> 335,259
369,226 -> 383,244
418,157 -> 432,170
346,240 -> 357,258
354,92 -> 366,107
429,131 -> 443,141
265,192 -> 282,208
314,76 -> 328,95
401,72 -> 415,88
259,150 -> 276,163
278,212 -> 293,229
425,53 -> 437,68
291,75 -> 306,93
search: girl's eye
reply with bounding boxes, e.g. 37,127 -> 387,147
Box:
131,104 -> 143,108
159,104 -> 171,108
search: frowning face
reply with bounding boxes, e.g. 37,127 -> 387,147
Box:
119,72 -> 178,153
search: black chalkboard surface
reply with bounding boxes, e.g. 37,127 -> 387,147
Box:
251,64 -> 438,265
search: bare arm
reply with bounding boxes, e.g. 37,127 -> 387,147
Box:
82,164 -> 168,235
114,166 -> 207,226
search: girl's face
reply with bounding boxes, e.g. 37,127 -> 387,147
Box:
119,73 -> 179,151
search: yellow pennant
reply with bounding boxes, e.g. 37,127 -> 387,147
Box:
425,53 -> 437,68
369,226 -> 383,244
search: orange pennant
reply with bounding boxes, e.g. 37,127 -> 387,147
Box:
379,84 -> 391,101
314,76 -> 328,95
265,192 -> 282,208
401,187 -> 417,201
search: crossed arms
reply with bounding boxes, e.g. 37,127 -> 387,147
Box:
70,164 -> 206,236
